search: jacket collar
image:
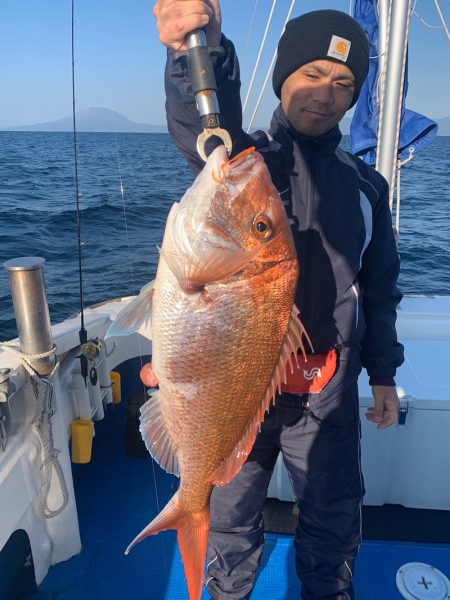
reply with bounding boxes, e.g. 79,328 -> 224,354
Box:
270,104 -> 342,154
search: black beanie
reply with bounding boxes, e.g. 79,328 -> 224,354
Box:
272,10 -> 369,108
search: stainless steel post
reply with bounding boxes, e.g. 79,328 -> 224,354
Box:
3,257 -> 56,375
375,0 -> 411,209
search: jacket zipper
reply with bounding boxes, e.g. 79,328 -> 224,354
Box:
299,141 -> 318,326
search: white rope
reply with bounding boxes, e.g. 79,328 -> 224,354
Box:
0,342 -> 69,518
246,0 -> 297,133
242,0 -> 278,114
31,369 -> 69,519
0,341 -> 58,378
395,164 -> 401,236
395,147 -> 415,235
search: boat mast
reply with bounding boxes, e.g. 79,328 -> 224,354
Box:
375,0 -> 411,210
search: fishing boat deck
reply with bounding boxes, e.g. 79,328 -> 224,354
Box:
21,395 -> 450,600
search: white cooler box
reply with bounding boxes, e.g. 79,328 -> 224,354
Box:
268,296 -> 450,510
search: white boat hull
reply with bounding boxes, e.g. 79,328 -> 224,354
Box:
1,294 -> 449,583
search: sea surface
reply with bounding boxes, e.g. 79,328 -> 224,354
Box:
0,131 -> 449,341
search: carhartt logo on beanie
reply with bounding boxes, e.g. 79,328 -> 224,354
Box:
272,9 -> 369,108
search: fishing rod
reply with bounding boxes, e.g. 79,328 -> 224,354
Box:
175,30 -> 232,161
71,0 -> 89,384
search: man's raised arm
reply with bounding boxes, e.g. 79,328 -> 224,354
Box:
154,0 -> 251,174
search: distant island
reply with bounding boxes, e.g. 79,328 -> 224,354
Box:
2,106 -> 449,135
2,107 -> 168,133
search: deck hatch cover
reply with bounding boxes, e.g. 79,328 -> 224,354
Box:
396,562 -> 450,599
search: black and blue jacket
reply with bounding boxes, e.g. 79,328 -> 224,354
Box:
164,36 -> 404,386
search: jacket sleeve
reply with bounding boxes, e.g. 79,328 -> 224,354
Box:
164,34 -> 253,175
359,173 -> 404,385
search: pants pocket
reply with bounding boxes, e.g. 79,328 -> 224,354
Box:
307,384 -> 359,432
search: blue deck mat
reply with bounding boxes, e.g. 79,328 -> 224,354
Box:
34,402 -> 450,599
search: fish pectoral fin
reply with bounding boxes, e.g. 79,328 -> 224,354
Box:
209,305 -> 312,487
139,390 -> 180,476
105,279 -> 155,339
160,243 -> 262,289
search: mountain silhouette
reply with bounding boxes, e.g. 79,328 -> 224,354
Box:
4,107 -> 168,133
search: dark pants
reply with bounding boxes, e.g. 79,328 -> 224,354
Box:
205,358 -> 364,600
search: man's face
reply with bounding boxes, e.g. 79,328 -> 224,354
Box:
280,59 -> 355,137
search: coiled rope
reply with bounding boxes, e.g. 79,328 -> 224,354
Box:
0,342 -> 69,518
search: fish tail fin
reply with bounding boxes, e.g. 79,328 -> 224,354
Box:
125,492 -> 209,600
177,509 -> 210,600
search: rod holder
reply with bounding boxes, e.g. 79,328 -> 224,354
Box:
3,257 -> 56,376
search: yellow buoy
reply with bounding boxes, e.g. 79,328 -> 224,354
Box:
71,419 -> 93,464
110,371 -> 121,404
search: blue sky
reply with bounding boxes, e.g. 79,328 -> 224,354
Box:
0,0 -> 449,129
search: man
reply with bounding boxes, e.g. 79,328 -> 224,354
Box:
154,2 -> 404,598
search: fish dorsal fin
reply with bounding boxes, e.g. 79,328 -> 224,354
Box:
139,391 -> 180,477
105,280 -> 155,340
209,305 -> 311,486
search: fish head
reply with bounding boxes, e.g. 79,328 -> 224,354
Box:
162,145 -> 297,291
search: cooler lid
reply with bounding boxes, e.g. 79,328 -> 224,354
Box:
396,562 -> 450,600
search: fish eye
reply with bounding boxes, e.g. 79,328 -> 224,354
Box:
252,214 -> 273,239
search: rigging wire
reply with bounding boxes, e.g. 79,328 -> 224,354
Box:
112,128 -> 137,295
432,0 -> 450,39
240,0 -> 259,76
107,103 -> 170,585
110,120 -> 168,575
242,0 -> 278,115
411,0 -> 450,37
71,0 -> 88,358
246,0 -> 297,133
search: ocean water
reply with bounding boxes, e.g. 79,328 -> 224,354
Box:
0,131 -> 449,341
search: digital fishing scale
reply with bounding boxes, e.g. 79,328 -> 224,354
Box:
176,30 -> 232,162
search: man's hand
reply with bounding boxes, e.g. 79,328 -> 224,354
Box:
153,0 -> 222,51
365,385 -> 399,429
